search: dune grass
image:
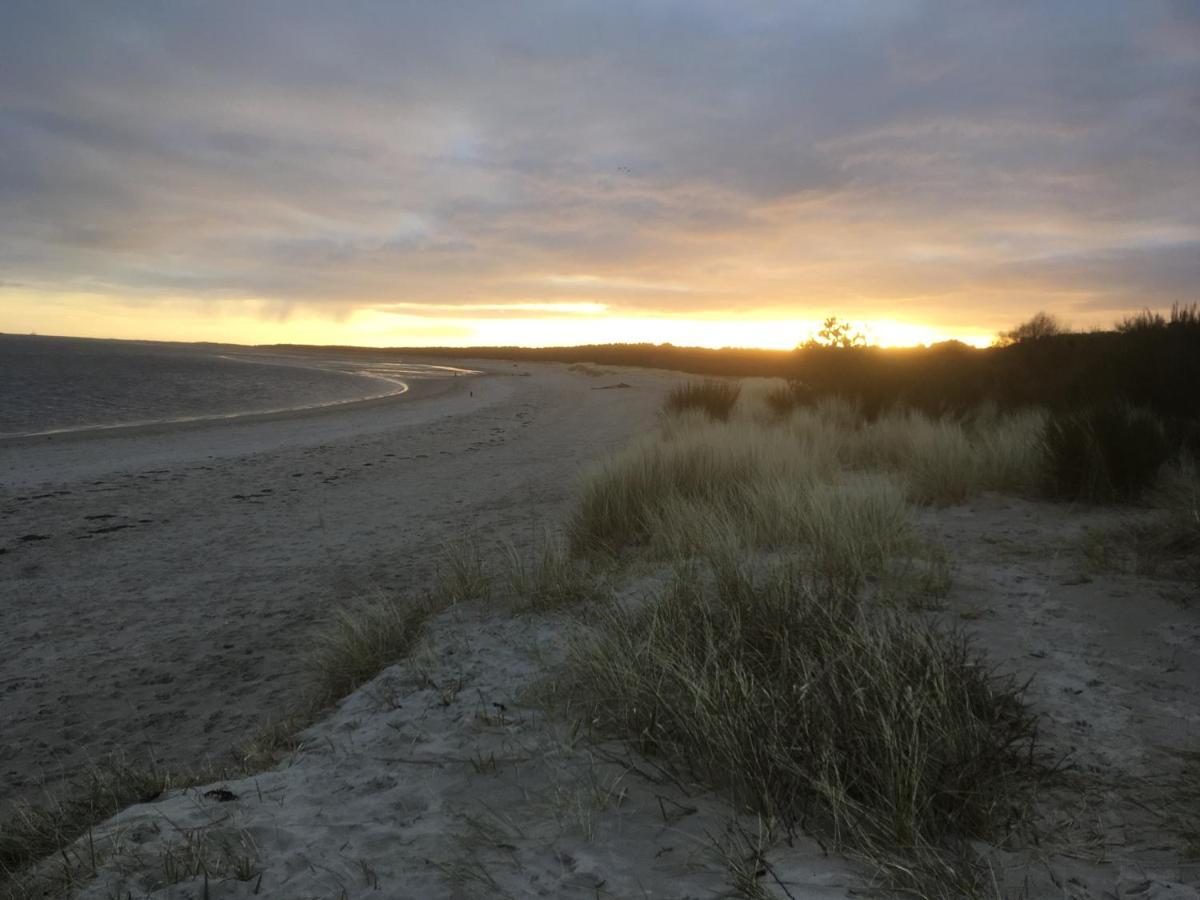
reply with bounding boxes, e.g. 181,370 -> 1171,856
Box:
785,399 -> 1047,504
1081,457 -> 1200,582
555,384 -> 1059,894
561,560 -> 1041,895
0,761 -> 185,894
433,538 -> 493,605
1158,457 -> 1200,557
502,536 -> 607,611
568,415 -> 833,555
1042,403 -> 1172,503
309,596 -> 434,702
569,392 -> 1046,562
663,379 -> 742,421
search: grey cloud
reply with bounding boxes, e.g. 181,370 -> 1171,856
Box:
1,0 -> 1197,323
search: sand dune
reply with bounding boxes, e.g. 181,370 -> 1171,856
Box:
3,363 -> 1198,898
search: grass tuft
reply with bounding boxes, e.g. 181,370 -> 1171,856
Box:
434,538 -> 493,604
0,761 -> 182,886
1042,403 -> 1171,503
664,379 -> 742,421
561,561 -> 1041,893
309,597 -> 432,702
502,537 -> 607,611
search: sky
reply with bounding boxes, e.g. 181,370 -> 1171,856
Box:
1,1 -> 1198,349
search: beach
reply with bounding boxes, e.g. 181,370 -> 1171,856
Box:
0,361 -> 670,808
3,361 -> 1199,899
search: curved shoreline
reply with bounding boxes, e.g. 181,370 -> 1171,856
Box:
0,369 -> 479,449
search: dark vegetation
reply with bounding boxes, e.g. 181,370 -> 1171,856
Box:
272,303 -> 1200,421
777,305 -> 1200,422
663,379 -> 741,421
1042,404 -> 1172,503
288,304 -> 1199,504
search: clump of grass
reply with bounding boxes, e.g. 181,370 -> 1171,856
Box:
970,407 -> 1048,495
0,761 -> 182,885
569,402 -> 1041,564
1154,456 -> 1200,560
502,537 -> 607,611
1042,403 -> 1171,503
561,562 -> 1040,892
1081,457 -> 1200,581
792,403 -> 1046,506
664,379 -> 742,421
568,419 -> 835,555
309,597 -> 432,702
796,475 -> 914,593
153,825 -> 260,890
434,538 -> 493,604
762,380 -> 813,417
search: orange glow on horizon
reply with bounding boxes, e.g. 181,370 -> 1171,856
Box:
0,289 -> 998,351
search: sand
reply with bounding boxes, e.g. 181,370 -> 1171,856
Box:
0,362 -> 669,807
3,363 -> 1199,898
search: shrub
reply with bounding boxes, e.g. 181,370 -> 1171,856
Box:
1043,404 -> 1171,503
996,310 -> 1067,346
563,562 -> 1040,890
663,379 -> 742,421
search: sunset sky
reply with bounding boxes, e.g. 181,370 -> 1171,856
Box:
1,2 -> 1197,349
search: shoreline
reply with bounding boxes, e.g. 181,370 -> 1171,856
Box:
0,363 -> 490,489
0,383 -> 408,445
0,357 -> 485,448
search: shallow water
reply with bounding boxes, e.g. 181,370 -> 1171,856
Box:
0,334 -> 466,437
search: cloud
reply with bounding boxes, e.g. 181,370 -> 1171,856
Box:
1,0 -> 1197,337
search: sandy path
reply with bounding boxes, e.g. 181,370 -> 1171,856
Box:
0,362 -> 670,808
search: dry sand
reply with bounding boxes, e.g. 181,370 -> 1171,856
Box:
3,364 -> 1199,898
0,362 -> 670,807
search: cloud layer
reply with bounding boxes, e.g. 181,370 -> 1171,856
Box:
2,1 -> 1198,342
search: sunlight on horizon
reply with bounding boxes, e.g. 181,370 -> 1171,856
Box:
1,288 -> 997,350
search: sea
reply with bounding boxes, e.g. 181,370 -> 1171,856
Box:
0,334 -> 467,438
